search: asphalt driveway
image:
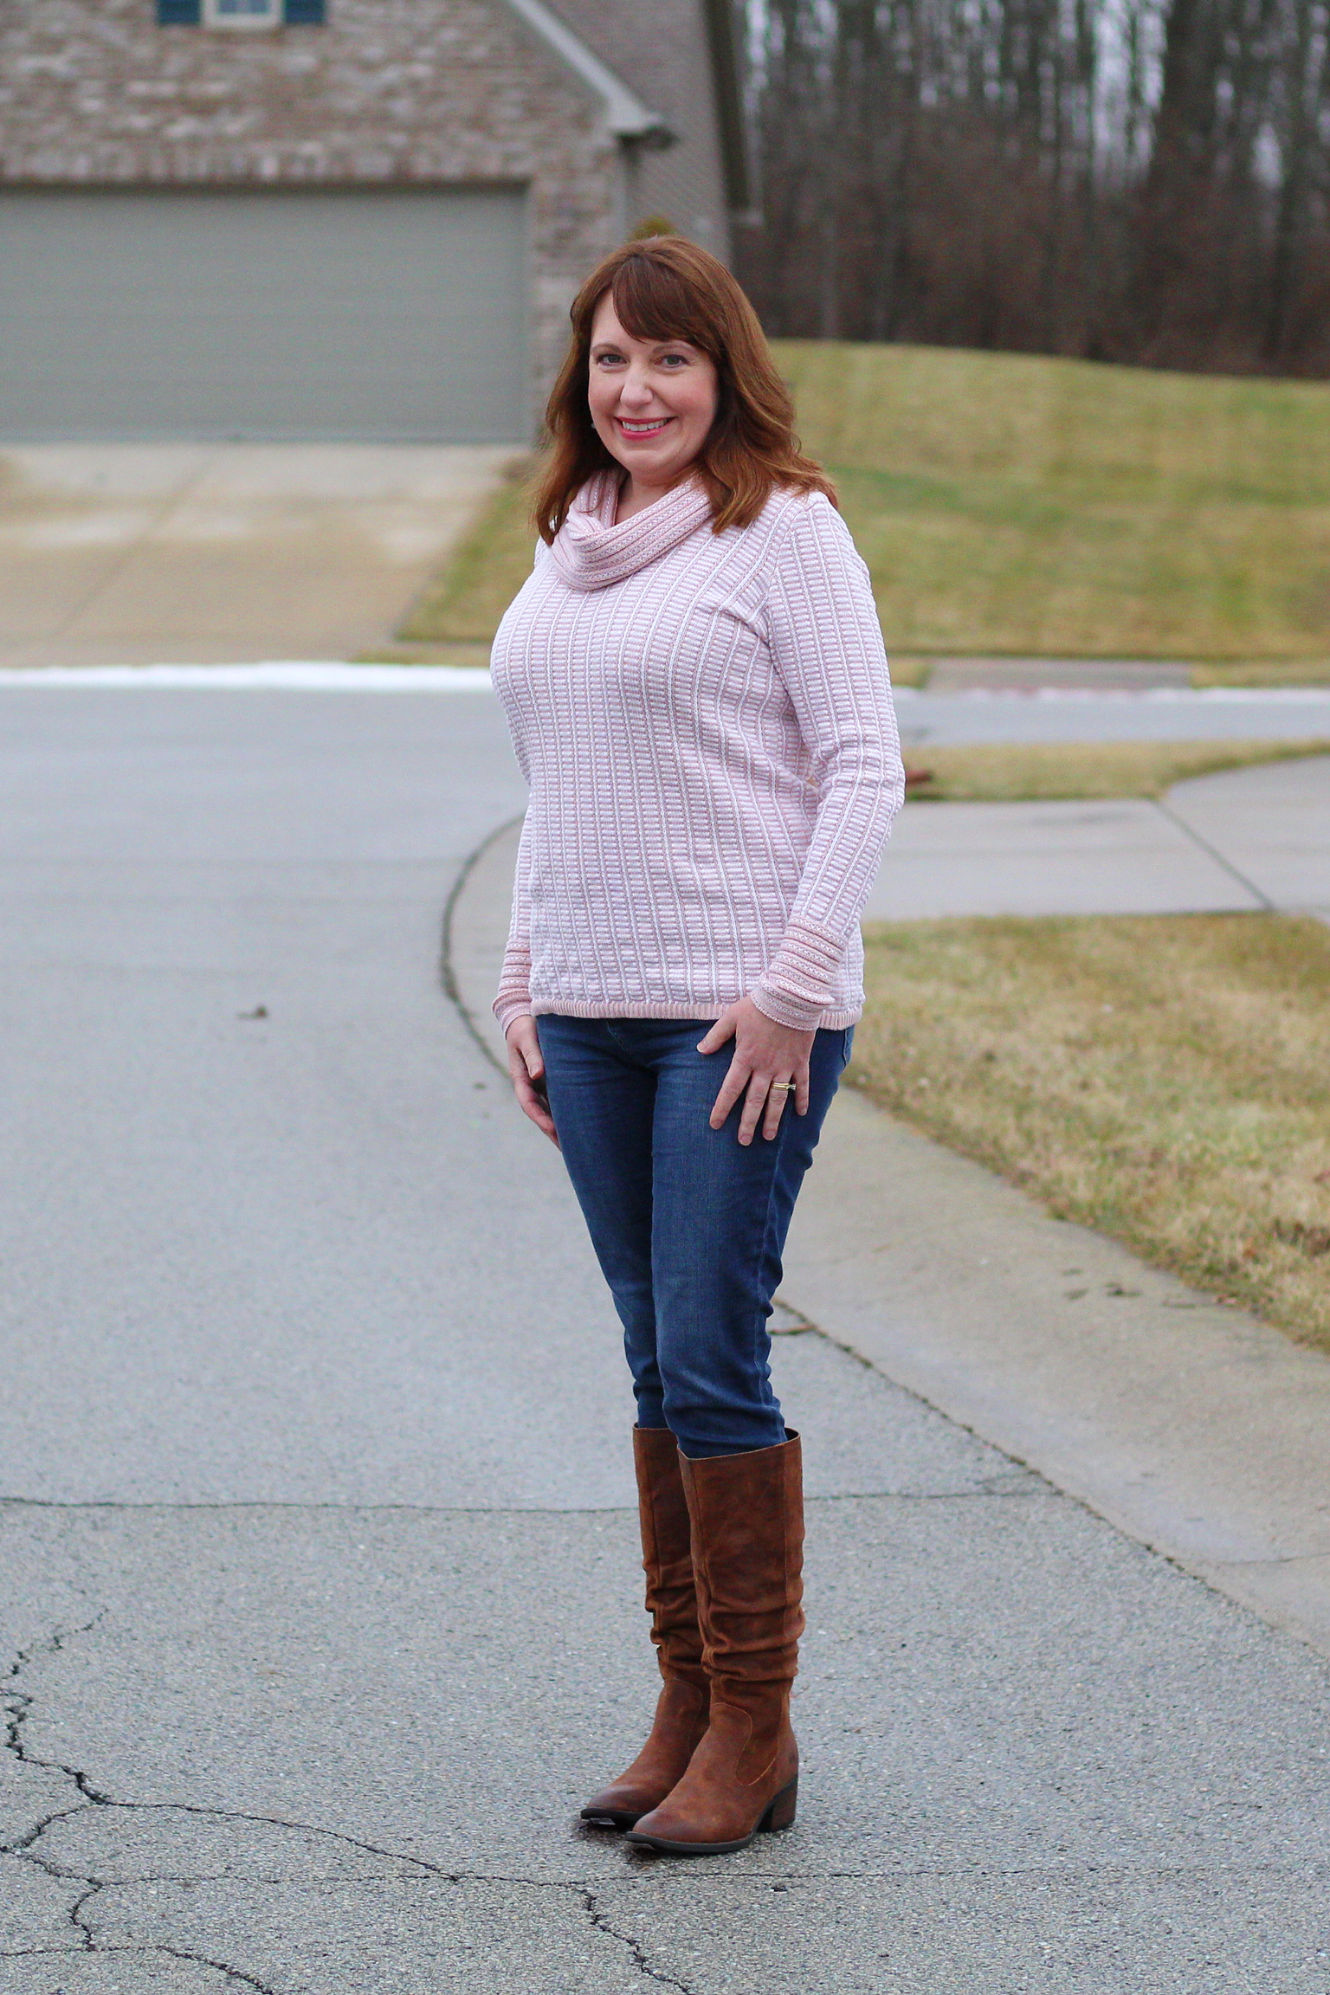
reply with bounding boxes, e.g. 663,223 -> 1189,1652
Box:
4,683 -> 1330,1992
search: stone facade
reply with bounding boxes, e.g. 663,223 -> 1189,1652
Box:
0,0 -> 668,415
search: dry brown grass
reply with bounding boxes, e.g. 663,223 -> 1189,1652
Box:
397,466 -> 536,644
783,342 -> 1330,663
851,913 -> 1330,1349
398,344 -> 1330,670
904,739 -> 1330,801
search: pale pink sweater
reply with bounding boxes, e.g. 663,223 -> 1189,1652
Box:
490,470 -> 904,1036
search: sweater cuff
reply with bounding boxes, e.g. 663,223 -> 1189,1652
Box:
493,996 -> 534,1037
753,919 -> 845,1032
493,945 -> 533,1037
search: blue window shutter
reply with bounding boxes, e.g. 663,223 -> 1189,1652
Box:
157,0 -> 201,20
284,0 -> 325,21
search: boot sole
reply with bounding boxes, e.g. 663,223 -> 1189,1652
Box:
579,1805 -> 640,1830
625,1778 -> 797,1856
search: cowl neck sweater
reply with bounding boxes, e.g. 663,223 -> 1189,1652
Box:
548,469 -> 716,591
489,480 -> 904,1034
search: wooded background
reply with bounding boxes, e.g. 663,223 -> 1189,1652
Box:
734,0 -> 1330,374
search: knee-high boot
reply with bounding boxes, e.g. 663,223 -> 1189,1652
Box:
580,1426 -> 709,1828
628,1431 -> 803,1855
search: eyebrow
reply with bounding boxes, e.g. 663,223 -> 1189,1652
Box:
590,337 -> 695,354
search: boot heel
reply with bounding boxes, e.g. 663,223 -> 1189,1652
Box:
759,1777 -> 797,1833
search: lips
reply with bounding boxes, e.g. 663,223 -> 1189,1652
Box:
616,417 -> 671,438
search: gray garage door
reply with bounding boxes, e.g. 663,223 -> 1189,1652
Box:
0,187 -> 527,442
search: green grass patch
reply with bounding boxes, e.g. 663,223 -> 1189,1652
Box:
399,344 -> 1330,669
397,468 -> 538,645
851,912 -> 1330,1350
904,739 -> 1330,801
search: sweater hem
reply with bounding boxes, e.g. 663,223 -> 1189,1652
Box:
527,996 -> 863,1029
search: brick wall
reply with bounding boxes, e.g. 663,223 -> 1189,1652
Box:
547,0 -> 732,259
0,0 -> 631,416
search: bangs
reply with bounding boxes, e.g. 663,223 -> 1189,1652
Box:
610,254 -> 714,356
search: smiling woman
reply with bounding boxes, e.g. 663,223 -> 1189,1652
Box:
487,235 -> 905,1858
531,235 -> 835,539
585,300 -> 719,518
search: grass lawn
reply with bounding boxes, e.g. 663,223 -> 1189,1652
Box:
904,739 -> 1330,801
397,470 -> 537,645
399,342 -> 1330,673
850,913 -> 1330,1350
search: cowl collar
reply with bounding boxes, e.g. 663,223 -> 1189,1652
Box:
548,470 -> 715,591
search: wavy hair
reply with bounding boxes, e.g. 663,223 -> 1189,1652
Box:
532,236 -> 836,543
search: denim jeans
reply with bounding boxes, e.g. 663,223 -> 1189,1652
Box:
536,1014 -> 854,1458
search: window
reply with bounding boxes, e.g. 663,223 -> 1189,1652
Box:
205,0 -> 282,23
156,0 -> 324,24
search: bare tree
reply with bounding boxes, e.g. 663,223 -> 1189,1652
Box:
736,0 -> 1330,375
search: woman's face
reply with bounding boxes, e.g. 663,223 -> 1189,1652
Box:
587,291 -> 719,493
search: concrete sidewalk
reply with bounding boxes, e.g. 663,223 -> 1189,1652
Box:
451,793 -> 1330,1659
868,752 -> 1330,920
0,444 -> 517,669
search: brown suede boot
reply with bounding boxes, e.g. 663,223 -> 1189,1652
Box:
580,1426 -> 709,1829
627,1431 -> 804,1855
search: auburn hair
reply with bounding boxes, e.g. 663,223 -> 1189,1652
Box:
532,236 -> 836,543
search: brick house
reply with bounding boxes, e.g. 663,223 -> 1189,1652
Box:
0,0 -> 749,440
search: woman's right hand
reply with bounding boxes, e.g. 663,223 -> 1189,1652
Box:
505,1015 -> 559,1146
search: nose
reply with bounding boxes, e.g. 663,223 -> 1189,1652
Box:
616,362 -> 657,409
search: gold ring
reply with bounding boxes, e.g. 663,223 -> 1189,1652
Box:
768,1080 -> 796,1093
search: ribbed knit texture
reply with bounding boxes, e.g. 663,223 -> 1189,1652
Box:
490,471 -> 905,1036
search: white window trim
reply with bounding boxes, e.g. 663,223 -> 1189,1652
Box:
204,0 -> 282,28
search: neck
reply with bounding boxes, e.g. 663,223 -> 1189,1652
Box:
614,466 -> 694,525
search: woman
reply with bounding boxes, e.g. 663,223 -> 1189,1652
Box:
490,236 -> 904,1855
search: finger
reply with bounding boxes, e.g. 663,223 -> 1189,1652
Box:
736,1069 -> 772,1147
507,1039 -> 537,1082
763,1080 -> 792,1141
709,1054 -> 751,1130
795,1067 -> 810,1116
513,1063 -> 547,1101
519,1087 -> 558,1141
697,1010 -> 737,1056
513,1067 -> 555,1128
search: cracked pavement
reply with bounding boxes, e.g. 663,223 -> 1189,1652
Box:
4,687 -> 1330,1992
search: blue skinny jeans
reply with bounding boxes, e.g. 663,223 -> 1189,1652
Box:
535,1014 -> 853,1458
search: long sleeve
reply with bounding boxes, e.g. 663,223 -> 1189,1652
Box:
752,498 -> 905,1032
492,808 -> 535,1035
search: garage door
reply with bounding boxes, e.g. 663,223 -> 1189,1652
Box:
0,187 -> 528,442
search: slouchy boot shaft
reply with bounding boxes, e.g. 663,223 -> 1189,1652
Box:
580,1427 -> 708,1828
628,1432 -> 804,1855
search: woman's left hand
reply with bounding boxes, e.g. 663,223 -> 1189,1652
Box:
697,997 -> 816,1146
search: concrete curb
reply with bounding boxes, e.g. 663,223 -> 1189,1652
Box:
449,818 -> 1330,1661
